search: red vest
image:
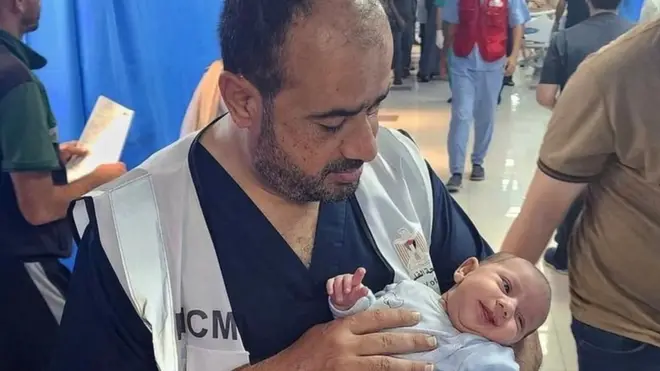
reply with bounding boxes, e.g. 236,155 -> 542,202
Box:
453,0 -> 509,62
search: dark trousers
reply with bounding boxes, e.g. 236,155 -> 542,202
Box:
0,256 -> 69,371
418,0 -> 439,76
572,319 -> 660,371
402,20 -> 415,70
551,194 -> 584,267
500,28 -> 515,96
392,27 -> 404,80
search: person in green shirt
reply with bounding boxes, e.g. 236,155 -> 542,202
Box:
0,1 -> 126,370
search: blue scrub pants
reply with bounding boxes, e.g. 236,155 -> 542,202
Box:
447,66 -> 503,175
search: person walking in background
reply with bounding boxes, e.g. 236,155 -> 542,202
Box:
0,1 -> 126,370
418,0 -> 440,82
535,0 -> 632,273
401,0 -> 416,77
387,0 -> 411,84
417,0 -> 429,69
443,0 -> 529,192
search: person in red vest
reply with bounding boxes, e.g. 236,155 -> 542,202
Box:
442,0 -> 530,192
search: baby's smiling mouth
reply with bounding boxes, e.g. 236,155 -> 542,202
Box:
480,302 -> 495,326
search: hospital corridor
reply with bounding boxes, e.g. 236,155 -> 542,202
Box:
2,0 -> 660,370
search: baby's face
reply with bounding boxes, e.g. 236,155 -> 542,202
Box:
445,257 -> 550,345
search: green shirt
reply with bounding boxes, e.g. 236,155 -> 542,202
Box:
435,0 -> 446,8
0,30 -> 60,172
0,29 -> 71,258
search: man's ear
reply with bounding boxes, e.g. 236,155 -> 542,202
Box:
454,257 -> 480,284
218,71 -> 261,129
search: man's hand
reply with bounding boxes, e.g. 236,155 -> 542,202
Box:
505,56 -> 517,76
59,141 -> 88,164
327,268 -> 370,311
244,309 -> 437,371
513,332 -> 543,371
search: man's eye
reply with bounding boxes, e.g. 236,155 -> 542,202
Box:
320,124 -> 343,133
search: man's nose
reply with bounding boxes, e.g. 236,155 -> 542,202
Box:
341,115 -> 378,162
495,298 -> 515,324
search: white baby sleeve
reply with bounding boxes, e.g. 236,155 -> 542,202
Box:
329,290 -> 377,318
457,344 -> 519,371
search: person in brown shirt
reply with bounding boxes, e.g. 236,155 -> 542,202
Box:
501,19 -> 660,370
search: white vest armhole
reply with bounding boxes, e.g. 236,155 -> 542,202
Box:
387,129 -> 435,241
70,173 -> 181,371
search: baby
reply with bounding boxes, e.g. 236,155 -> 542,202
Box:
327,253 -> 551,371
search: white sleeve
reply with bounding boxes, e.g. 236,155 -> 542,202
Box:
640,0 -> 660,23
328,290 -> 377,318
457,345 -> 519,371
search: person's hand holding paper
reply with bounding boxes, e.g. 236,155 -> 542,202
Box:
59,141 -> 89,164
67,96 -> 134,182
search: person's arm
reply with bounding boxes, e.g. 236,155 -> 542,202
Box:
506,0 -> 532,75
388,0 -> 407,27
435,0 -> 446,47
0,83 -> 125,226
554,0 -> 566,29
11,166 -> 124,226
536,35 -> 564,109
442,0 -> 458,53
49,225 -> 159,371
501,62 -> 613,263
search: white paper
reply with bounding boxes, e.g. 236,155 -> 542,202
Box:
66,96 -> 134,182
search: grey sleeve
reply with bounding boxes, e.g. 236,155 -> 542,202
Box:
539,34 -> 565,86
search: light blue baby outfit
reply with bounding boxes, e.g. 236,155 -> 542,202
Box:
329,280 -> 518,371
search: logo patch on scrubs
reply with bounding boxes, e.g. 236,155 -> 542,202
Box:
393,228 -> 438,291
488,0 -> 504,7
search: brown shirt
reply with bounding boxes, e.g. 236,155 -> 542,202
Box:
538,20 -> 660,347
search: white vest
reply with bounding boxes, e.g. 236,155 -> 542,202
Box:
70,127 -> 437,371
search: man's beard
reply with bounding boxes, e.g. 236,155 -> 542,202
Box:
253,103 -> 363,203
22,16 -> 40,33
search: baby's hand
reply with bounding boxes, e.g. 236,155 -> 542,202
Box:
326,267 -> 369,311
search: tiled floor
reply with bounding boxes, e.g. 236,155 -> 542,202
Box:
380,72 -> 577,371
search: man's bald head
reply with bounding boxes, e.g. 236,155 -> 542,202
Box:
219,0 -> 390,99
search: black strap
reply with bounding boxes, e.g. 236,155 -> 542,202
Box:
66,197 -> 97,246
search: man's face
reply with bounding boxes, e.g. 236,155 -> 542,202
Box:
445,257 -> 550,345
20,0 -> 41,33
249,5 -> 393,203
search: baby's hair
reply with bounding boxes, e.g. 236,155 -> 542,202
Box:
482,252 -> 553,339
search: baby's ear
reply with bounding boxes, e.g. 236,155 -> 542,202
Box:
454,257 -> 480,283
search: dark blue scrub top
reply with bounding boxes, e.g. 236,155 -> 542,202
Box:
50,139 -> 493,370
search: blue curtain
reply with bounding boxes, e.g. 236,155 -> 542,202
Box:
25,0 -> 223,169
25,1 -> 222,270
619,0 -> 645,23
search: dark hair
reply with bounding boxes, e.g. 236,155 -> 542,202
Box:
589,0 -> 622,10
219,0 -> 313,99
